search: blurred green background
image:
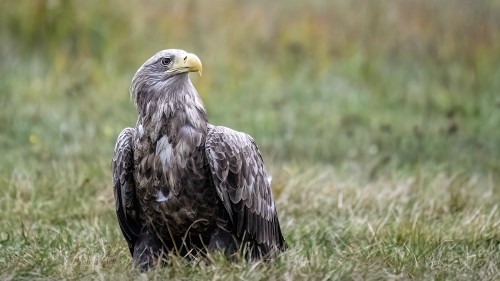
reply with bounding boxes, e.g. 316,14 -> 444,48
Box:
1,0 -> 500,178
1,1 -> 500,279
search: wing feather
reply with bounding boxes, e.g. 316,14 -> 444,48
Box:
205,125 -> 286,250
112,128 -> 140,255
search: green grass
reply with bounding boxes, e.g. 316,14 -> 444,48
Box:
1,1 -> 499,280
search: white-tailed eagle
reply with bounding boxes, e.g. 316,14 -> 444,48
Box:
112,49 -> 286,270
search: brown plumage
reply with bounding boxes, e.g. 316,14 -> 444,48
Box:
112,49 -> 286,270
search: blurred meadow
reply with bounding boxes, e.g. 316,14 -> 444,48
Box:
1,0 -> 499,280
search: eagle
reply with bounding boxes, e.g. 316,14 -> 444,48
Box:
112,49 -> 286,270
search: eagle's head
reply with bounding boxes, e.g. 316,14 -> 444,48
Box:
130,49 -> 202,109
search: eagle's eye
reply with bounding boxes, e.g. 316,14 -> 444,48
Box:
161,57 -> 172,66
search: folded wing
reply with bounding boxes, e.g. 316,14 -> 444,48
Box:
112,128 -> 141,254
205,125 -> 286,251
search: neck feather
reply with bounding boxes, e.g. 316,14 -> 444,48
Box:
132,74 -> 208,140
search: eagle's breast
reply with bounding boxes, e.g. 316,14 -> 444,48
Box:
132,102 -> 218,236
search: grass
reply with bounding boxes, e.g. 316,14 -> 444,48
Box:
1,164 -> 498,280
0,1 -> 499,280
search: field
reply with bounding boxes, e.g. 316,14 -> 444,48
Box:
0,1 -> 499,280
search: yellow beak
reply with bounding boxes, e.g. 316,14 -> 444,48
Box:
167,53 -> 202,76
